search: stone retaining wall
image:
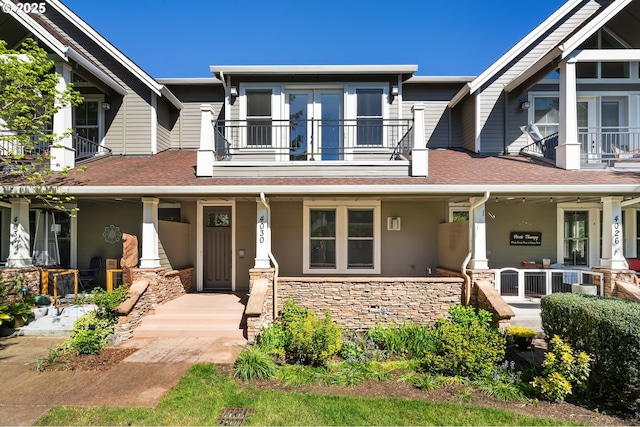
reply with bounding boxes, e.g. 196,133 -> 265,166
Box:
592,268 -> 635,297
0,267 -> 41,302
247,274 -> 464,341
115,267 -> 193,339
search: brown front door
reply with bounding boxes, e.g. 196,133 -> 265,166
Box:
203,206 -> 232,290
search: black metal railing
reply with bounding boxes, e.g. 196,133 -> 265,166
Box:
519,132 -> 558,163
213,118 -> 413,161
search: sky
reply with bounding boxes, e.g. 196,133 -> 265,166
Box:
62,0 -> 566,79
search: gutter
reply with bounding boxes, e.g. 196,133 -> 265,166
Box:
461,191 -> 490,307
259,192 -> 280,319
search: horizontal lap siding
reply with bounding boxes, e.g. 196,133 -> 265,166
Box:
480,1 -> 602,154
41,9 -> 156,155
156,100 -> 173,153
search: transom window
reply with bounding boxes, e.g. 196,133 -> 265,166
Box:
576,28 -> 631,79
304,200 -> 380,274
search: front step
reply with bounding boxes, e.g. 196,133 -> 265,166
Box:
133,293 -> 247,339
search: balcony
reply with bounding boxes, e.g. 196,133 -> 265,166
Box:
579,127 -> 640,168
0,130 -> 111,172
204,118 -> 415,177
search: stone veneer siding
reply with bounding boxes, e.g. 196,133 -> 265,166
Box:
1,267 -> 41,302
115,267 -> 193,340
592,268 -> 635,297
247,275 -> 463,341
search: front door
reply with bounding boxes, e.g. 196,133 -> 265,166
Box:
203,206 -> 232,290
285,89 -> 343,161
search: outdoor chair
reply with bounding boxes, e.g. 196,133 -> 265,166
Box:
78,256 -> 102,291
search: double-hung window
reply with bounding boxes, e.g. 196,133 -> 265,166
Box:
246,90 -> 272,147
304,200 -> 380,274
356,89 -> 384,146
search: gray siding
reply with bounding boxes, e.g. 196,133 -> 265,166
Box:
39,8 -> 157,156
156,99 -> 173,153
477,0 -> 602,154
460,95 -> 476,152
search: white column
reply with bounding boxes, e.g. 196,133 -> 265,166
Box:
196,104 -> 215,177
6,198 -> 32,267
410,103 -> 428,176
600,196 -> 626,269
139,197 -> 160,268
556,60 -> 581,170
254,198 -> 271,269
50,63 -> 75,172
469,197 -> 489,269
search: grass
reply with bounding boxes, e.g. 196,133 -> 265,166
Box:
35,363 -> 579,426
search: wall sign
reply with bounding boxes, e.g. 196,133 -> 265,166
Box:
510,231 -> 541,246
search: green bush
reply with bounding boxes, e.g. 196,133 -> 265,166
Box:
233,347 -> 277,380
541,293 -> 640,411
68,310 -> 115,355
531,335 -> 590,402
286,307 -> 342,366
425,305 -> 506,379
255,321 -> 287,359
366,321 -> 435,359
84,285 -> 128,319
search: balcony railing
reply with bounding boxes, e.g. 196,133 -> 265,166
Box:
213,118 -> 413,161
579,127 -> 640,166
494,267 -> 604,300
0,130 -> 111,168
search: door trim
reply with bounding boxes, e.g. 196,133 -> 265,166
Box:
197,200 -> 236,292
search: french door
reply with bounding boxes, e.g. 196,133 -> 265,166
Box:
577,96 -> 627,163
285,90 -> 343,161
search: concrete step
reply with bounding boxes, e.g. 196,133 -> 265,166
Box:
133,293 -> 247,339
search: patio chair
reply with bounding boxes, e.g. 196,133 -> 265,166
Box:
78,256 -> 102,291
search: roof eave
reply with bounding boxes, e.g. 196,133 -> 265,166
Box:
209,64 -> 419,76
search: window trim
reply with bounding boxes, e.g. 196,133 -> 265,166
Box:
556,203 -> 600,268
303,199 -> 381,274
448,202 -> 470,223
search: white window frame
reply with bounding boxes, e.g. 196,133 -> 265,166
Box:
73,95 -> 105,147
345,84 -> 389,157
448,202 -> 470,223
303,199 -> 381,274
557,203 -> 601,268
238,84 -> 282,151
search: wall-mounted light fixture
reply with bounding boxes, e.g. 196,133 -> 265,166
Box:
520,100 -> 530,110
390,86 -> 399,97
229,86 -> 238,98
102,102 -> 111,110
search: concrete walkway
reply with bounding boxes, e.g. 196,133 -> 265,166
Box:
0,334 -> 246,426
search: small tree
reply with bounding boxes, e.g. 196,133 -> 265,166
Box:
0,38 -> 82,212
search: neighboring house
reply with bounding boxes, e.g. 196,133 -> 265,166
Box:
0,0 -> 639,321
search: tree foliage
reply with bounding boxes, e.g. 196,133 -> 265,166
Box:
0,38 -> 82,211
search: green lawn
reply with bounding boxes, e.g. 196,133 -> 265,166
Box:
35,363 -> 579,426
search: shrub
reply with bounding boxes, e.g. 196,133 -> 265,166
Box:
84,285 -> 128,319
233,347 -> 277,380
366,321 -> 435,359
286,307 -> 342,366
255,321 -> 287,359
425,305 -> 506,380
68,310 -> 115,355
475,360 -> 528,402
506,326 -> 536,339
541,293 -> 640,410
531,335 -> 590,402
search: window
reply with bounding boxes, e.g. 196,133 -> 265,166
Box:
576,29 -> 630,79
448,203 -> 470,222
356,89 -> 383,146
246,90 -> 272,146
533,97 -> 559,137
564,211 -> 589,266
304,201 -> 380,274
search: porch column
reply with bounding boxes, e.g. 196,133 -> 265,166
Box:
411,104 -> 428,177
556,60 -> 581,171
196,104 -> 215,177
6,198 -> 32,268
139,197 -> 161,268
254,197 -> 271,269
50,63 -> 75,172
600,196 -> 626,269
468,196 -> 489,269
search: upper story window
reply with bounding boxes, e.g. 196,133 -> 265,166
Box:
576,28 -> 631,79
533,97 -> 559,137
356,88 -> 383,146
246,90 -> 272,147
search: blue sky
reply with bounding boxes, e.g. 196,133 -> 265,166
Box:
63,0 -> 566,78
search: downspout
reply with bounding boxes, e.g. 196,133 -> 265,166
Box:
259,192 -> 280,318
461,191 -> 490,306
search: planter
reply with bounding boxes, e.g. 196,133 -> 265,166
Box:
514,336 -> 533,350
571,284 -> 597,295
33,307 -> 48,320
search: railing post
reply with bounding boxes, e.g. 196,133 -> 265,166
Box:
410,104 -> 428,176
197,104 -> 215,177
50,63 -> 75,172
